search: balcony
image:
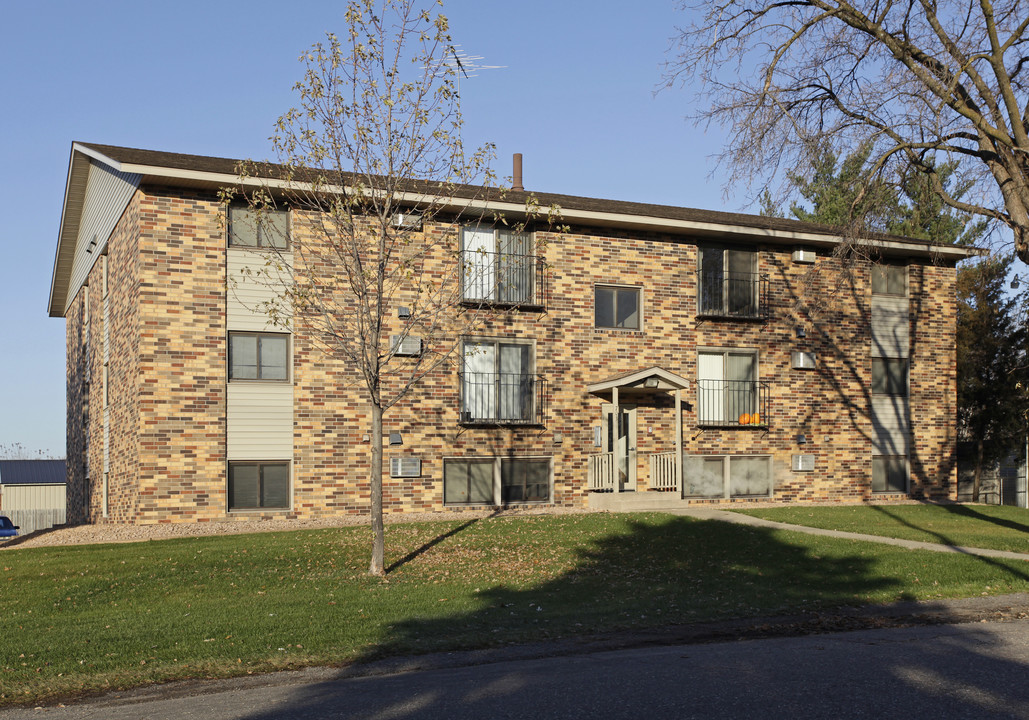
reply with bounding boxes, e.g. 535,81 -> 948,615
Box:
696,379 -> 771,427
460,249 -> 546,310
458,372 -> 548,426
697,271 -> 767,320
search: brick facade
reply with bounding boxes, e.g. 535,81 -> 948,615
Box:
56,145 -> 962,524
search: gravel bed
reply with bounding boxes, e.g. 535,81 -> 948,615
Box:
2,507 -> 597,550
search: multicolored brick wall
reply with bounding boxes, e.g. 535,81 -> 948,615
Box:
66,191 -> 959,523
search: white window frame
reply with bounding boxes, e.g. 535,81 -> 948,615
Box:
697,348 -> 760,426
460,337 -> 537,424
460,225 -> 535,305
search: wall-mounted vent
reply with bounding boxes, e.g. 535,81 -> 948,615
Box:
391,213 -> 423,230
391,335 -> 422,357
792,248 -> 816,263
792,454 -> 815,472
390,457 -> 422,478
791,351 -> 816,369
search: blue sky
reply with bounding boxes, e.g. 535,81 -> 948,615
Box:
0,0 -> 741,455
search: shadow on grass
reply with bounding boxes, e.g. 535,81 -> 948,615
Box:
386,513 -> 496,573
937,503 -> 1029,535
227,514 -> 1029,719
871,504 -> 1029,581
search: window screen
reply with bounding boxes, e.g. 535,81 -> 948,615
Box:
229,462 -> 290,510
444,458 -> 494,504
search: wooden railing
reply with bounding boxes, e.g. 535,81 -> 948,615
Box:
649,452 -> 678,491
588,452 -> 615,491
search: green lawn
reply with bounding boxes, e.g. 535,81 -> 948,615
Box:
733,504 -> 1029,553
3,511 -> 1029,705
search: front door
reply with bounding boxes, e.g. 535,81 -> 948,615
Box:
602,404 -> 637,491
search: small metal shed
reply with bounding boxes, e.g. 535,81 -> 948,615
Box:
0,459 -> 68,534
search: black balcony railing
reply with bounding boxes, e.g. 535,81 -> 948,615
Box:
458,372 -> 547,426
460,250 -> 546,310
696,380 -> 771,427
697,271 -> 767,319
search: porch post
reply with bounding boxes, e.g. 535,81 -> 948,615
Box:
675,387 -> 682,493
612,386 -> 620,494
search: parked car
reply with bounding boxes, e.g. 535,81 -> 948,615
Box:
0,516 -> 18,539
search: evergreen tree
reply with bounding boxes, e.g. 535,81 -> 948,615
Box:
956,258 -> 1026,502
781,149 -> 1020,502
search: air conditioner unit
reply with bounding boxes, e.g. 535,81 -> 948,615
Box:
391,212 -> 423,230
792,248 -> 816,264
390,457 -> 422,478
791,351 -> 816,369
792,454 -> 815,472
390,335 -> 422,357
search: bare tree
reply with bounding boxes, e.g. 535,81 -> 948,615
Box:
0,443 -> 60,460
228,0 -> 548,575
666,0 -> 1029,260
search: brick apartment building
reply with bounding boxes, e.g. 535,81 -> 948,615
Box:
48,142 -> 974,524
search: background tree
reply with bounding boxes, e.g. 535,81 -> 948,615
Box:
667,0 -> 1029,262
231,0 -> 543,575
0,443 -> 60,460
956,257 -> 1026,501
771,147 -> 1019,502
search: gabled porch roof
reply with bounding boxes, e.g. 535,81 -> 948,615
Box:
586,367 -> 690,400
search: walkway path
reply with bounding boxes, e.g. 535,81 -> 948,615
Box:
672,507 -> 1029,561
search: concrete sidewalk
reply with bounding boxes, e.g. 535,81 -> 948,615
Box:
671,507 -> 1029,561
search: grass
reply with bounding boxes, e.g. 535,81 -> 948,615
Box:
733,504 -> 1029,553
4,511 -> 1029,705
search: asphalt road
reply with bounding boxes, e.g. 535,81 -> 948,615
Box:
6,617 -> 1029,720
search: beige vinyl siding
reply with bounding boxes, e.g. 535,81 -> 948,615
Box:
226,383 -> 294,460
1,485 -> 67,513
227,248 -> 293,332
870,396 -> 911,455
871,296 -> 909,358
65,162 -> 141,313
870,293 -> 910,460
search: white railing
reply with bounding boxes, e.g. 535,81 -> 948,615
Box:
588,453 -> 615,491
649,452 -> 679,491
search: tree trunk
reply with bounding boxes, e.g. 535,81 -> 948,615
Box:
972,436 -> 984,504
369,401 -> 385,576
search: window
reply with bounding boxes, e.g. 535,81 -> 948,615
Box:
461,226 -> 535,305
698,247 -> 760,317
872,265 -> 906,296
443,458 -> 494,505
872,358 -> 907,395
444,456 -> 551,505
228,206 -> 290,249
229,332 -> 289,380
229,462 -> 290,510
501,457 -> 550,503
684,455 -> 772,498
697,350 -> 766,426
461,339 -> 537,424
872,455 -> 907,493
595,285 -> 641,329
